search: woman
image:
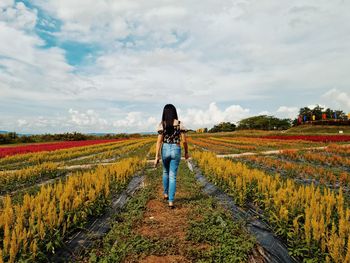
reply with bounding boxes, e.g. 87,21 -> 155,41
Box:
154,104 -> 189,209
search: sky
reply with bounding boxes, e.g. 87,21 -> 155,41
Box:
0,0 -> 349,134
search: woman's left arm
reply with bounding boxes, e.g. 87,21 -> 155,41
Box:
154,134 -> 163,167
181,133 -> 189,159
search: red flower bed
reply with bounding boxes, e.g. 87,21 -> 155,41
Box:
260,135 -> 350,142
0,139 -> 127,158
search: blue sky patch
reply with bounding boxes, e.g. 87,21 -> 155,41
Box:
60,41 -> 100,66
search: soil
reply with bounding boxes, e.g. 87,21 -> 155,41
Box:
139,255 -> 188,263
133,169 -> 192,263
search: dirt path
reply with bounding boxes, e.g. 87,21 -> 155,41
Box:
135,167 -> 192,263
116,163 -> 263,263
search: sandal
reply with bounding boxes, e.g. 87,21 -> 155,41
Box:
168,202 -> 175,209
163,195 -> 168,200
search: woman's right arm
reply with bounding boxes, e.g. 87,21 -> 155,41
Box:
154,134 -> 163,167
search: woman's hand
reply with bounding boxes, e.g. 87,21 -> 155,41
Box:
154,156 -> 160,168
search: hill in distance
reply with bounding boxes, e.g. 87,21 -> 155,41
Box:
286,125 -> 350,134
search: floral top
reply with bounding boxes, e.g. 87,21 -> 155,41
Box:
156,119 -> 187,144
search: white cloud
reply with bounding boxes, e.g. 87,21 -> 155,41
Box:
276,106 -> 299,119
17,119 -> 28,127
307,104 -> 326,109
179,102 -> 250,129
0,2 -> 37,30
10,116 -> 66,131
0,0 -> 14,9
322,89 -> 350,111
7,108 -> 159,133
258,111 -> 270,115
68,109 -> 107,127
32,0 -> 189,44
1,0 -> 350,133
112,112 -> 157,132
0,19 -> 92,102
8,103 -> 254,133
26,0 -> 350,107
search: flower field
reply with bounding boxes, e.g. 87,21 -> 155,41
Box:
190,133 -> 350,262
0,139 -> 127,158
0,137 -> 153,262
0,139 -> 142,170
260,135 -> 350,142
0,132 -> 349,262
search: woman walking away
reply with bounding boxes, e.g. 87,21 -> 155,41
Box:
154,104 -> 189,209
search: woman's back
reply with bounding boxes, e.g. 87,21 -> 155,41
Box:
157,119 -> 186,144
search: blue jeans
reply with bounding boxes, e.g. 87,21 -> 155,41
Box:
161,143 -> 181,202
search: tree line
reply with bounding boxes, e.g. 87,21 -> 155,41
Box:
0,132 -> 140,145
196,105 -> 349,133
197,115 -> 291,133
294,105 -> 348,125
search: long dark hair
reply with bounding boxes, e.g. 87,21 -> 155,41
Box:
162,104 -> 178,135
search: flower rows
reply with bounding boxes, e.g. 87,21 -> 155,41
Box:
0,162 -> 61,195
0,139 -> 127,158
187,137 -> 256,153
237,155 -> 349,187
192,151 -> 350,262
0,139 -> 142,168
66,139 -> 153,164
260,135 -> 350,142
325,144 -> 350,155
0,157 -> 146,263
0,139 -> 152,197
280,149 -> 350,167
188,135 -> 326,154
210,136 -> 322,149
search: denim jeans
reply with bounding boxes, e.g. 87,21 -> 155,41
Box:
161,143 -> 181,202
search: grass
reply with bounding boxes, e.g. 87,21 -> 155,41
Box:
186,200 -> 255,262
285,125 -> 350,134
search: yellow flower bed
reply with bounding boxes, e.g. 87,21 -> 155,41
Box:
192,150 -> 350,262
0,157 -> 146,263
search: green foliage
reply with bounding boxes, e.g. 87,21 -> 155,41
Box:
297,105 -> 348,121
0,132 -> 20,144
292,105 -> 349,126
209,122 -> 236,133
186,205 -> 255,262
237,115 -> 291,130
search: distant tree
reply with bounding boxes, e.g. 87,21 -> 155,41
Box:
292,118 -> 299,126
209,122 -> 236,133
0,134 -> 10,144
297,105 -> 325,121
237,115 -> 291,130
19,135 -> 35,143
295,106 -> 347,122
7,132 -> 18,140
311,105 -> 324,120
324,108 -> 335,119
298,107 -> 312,121
335,110 -> 347,120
